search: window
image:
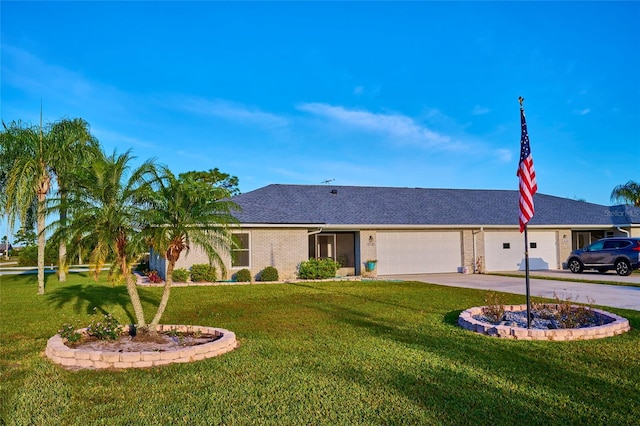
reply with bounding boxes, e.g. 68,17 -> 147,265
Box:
530,242 -> 537,249
604,240 -> 629,250
503,243 -> 510,249
231,232 -> 250,268
587,241 -> 605,251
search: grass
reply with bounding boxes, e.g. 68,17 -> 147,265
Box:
1,273 -> 639,425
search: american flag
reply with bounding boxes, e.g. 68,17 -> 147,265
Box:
517,104 -> 537,232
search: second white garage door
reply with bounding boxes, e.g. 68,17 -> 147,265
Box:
484,231 -> 558,272
376,231 -> 462,275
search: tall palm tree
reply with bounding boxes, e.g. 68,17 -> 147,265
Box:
610,180 -> 640,207
54,150 -> 157,326
1,120 -> 52,294
48,118 -> 101,282
144,167 -> 239,326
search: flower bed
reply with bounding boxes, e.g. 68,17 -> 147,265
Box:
46,325 -> 237,369
458,304 -> 630,341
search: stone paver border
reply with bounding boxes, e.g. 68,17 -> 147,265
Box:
458,304 -> 630,341
46,325 -> 237,369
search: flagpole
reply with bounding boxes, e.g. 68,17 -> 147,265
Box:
524,224 -> 531,328
518,96 -> 535,329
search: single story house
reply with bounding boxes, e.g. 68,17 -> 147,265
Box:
0,243 -> 12,255
151,184 -> 640,280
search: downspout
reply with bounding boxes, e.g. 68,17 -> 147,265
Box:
308,228 -> 324,260
616,227 -> 630,237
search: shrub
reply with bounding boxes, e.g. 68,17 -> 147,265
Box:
482,291 -> 506,323
58,323 -> 82,343
17,244 -> 56,266
259,266 -> 279,282
86,309 -> 122,340
235,268 -> 252,282
298,258 -> 341,280
190,264 -> 217,282
172,268 -> 189,282
146,270 -> 163,283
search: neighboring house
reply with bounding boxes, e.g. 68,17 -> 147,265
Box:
0,243 -> 12,255
152,184 -> 640,281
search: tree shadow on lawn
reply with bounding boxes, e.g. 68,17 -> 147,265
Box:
45,284 -> 158,324
322,302 -> 639,423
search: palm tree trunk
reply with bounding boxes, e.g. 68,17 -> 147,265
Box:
58,188 -> 68,282
37,195 -> 46,295
122,258 -> 147,327
150,261 -> 173,326
59,240 -> 67,282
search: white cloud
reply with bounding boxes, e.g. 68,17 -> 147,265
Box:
495,149 -> 512,163
471,105 -> 490,115
92,127 -> 160,150
176,96 -> 289,128
578,108 -> 591,115
297,102 -> 458,149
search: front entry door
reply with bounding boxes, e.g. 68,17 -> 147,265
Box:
574,232 -> 592,251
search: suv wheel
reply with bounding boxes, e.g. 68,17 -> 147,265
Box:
615,260 -> 632,276
568,258 -> 583,273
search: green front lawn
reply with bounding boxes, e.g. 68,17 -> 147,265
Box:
1,273 -> 639,425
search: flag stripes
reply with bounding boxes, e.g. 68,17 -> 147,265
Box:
517,105 -> 537,232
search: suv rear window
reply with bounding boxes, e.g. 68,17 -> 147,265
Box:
603,240 -> 630,250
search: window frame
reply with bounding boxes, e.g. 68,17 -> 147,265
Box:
231,231 -> 251,269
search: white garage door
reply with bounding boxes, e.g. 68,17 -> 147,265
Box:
376,231 -> 462,275
484,231 -> 558,272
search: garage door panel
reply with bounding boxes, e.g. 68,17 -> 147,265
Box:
484,232 -> 557,272
377,231 -> 461,275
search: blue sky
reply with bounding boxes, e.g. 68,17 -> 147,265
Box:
2,1 -> 639,214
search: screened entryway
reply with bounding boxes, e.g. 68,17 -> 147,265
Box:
309,232 -> 356,274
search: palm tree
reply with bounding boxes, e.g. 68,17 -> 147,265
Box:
1,120 -> 51,294
610,180 -> 640,207
144,167 -> 239,326
54,149 -> 157,326
48,118 -> 101,282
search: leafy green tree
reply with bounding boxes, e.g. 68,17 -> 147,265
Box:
50,149 -> 157,326
144,167 -> 239,326
0,120 -> 51,294
13,227 -> 37,247
610,180 -> 640,207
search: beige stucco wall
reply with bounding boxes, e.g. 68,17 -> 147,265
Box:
630,227 -> 640,238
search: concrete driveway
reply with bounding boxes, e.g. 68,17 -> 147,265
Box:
380,272 -> 640,311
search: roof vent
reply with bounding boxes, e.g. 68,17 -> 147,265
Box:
330,189 -> 338,195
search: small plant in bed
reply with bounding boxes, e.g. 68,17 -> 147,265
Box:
86,309 -> 122,340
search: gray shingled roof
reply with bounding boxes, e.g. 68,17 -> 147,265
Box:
231,184 -> 640,227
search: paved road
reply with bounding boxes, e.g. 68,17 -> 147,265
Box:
380,272 -> 640,311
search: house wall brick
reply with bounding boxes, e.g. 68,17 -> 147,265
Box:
360,230 -> 377,276
461,230 -> 474,273
557,229 -> 573,269
171,228 -> 309,281
162,225 -> 582,280
245,228 -> 308,280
